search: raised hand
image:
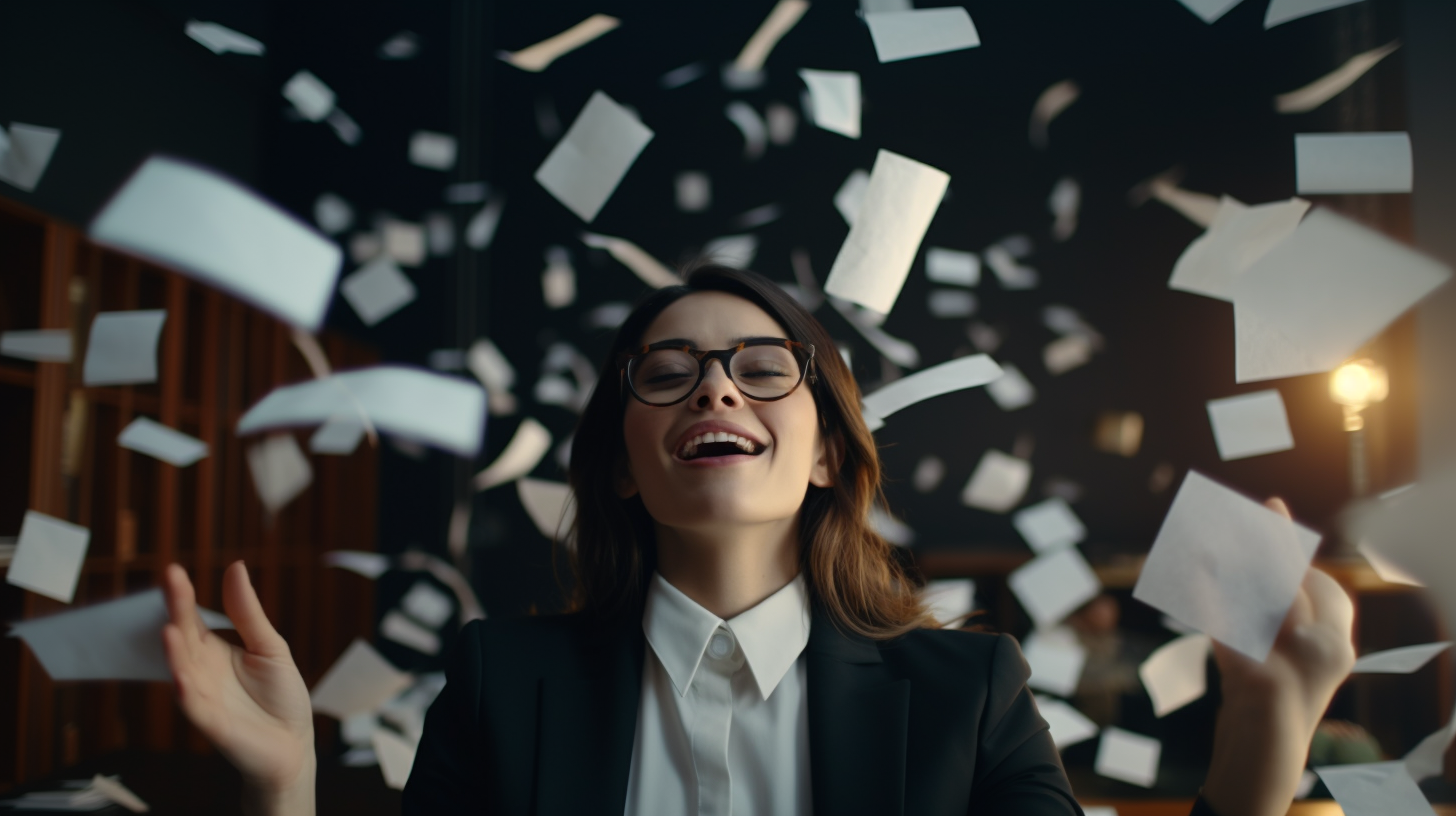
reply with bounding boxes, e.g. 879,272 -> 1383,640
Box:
162,562 -> 317,816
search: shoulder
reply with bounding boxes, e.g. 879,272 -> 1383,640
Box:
877,628 -> 1030,696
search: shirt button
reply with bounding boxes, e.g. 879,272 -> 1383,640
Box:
708,631 -> 734,659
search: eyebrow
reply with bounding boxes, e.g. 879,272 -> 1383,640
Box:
645,335 -> 786,348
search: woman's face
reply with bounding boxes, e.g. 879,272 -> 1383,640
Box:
620,291 -> 833,534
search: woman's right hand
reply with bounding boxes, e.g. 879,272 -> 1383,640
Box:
162,561 -> 316,815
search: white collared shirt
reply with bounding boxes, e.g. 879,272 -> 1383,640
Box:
624,571 -> 813,816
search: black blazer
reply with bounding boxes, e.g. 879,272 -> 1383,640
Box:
401,605 -> 1086,815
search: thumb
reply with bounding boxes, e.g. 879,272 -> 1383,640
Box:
1264,496 -> 1292,519
222,561 -> 290,660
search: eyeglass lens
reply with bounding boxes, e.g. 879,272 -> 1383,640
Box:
629,345 -> 803,404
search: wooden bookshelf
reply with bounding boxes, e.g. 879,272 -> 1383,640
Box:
0,196 -> 379,788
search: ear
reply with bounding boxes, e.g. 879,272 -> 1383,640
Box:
809,427 -> 838,488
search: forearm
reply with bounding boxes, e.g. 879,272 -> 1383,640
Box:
1200,688 -> 1313,816
241,752 -> 317,816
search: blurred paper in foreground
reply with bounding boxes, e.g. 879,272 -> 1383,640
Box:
1314,762 -> 1432,815
89,156 -> 343,331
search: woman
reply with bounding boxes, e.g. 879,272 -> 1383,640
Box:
162,264 -> 1356,815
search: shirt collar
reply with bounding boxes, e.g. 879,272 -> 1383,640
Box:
642,571 -> 812,701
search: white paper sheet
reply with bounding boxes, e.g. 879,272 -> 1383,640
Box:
238,366 -> 487,457
535,91 -> 653,222
1169,196 -> 1309,301
834,169 -> 870,227
89,156 -> 343,331
863,8 -> 981,63
1359,540 -> 1423,587
6,511 -> 89,604
921,579 -> 975,625
860,354 -> 1002,421
1139,633 -> 1212,717
7,588 -> 231,681
1029,80 -> 1080,149
1095,728 -> 1161,788
379,30 -> 420,59
1351,642 -> 1451,674
310,639 -> 413,720
1013,498 -> 1086,553
962,449 -> 1032,513
1232,207 -> 1450,383
724,102 -> 768,161
1177,0 -> 1246,23
985,363 -> 1035,411
581,232 -> 679,288
117,417 -> 208,467
1048,177 -> 1080,242
1206,390 -> 1295,461
314,193 -> 353,235
704,234 -> 758,268
0,122 -> 62,192
1009,547 -> 1101,630
925,247 -> 979,286
799,69 -> 860,139
1043,335 -> 1092,376
185,20 -> 265,55
1266,0 -> 1368,29
466,338 -> 517,415
282,70 -> 335,121
426,212 -> 454,257
408,131 -> 456,171
246,434 -> 312,515
325,550 -> 391,580
1315,762 -> 1433,816
1134,471 -> 1321,661
518,478 -> 576,541
310,415 -> 365,455
1034,695 -> 1099,749
823,150 -> 950,314
82,310 -> 165,386
400,582 -> 453,629
985,245 -> 1039,290
342,257 -> 417,326
502,14 -> 620,72
1147,176 -> 1221,228
372,729 -> 418,791
464,198 -> 504,251
659,62 -> 707,89
1023,628 -> 1087,697
1276,41 -> 1400,114
474,417 -> 552,490
913,456 -> 945,493
1406,701 -> 1456,782
927,289 -> 977,318
676,171 -> 711,212
380,611 -> 440,655
733,0 -> 809,71
326,108 -> 362,146
1295,132 -> 1412,194
766,102 -> 798,145
1,329 -> 71,362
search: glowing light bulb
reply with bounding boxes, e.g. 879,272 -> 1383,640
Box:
1330,359 -> 1388,409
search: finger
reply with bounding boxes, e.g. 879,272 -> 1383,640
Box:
1301,567 -> 1356,633
1264,496 -> 1292,518
162,563 -> 204,643
222,561 -> 290,660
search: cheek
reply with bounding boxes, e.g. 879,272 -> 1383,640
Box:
621,406 -> 666,470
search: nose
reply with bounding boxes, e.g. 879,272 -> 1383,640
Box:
691,359 -> 743,410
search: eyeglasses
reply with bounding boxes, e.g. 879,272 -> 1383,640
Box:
619,338 -> 816,407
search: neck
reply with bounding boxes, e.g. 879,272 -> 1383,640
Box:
654,516 -> 800,620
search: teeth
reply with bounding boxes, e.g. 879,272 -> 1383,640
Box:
678,431 -> 760,458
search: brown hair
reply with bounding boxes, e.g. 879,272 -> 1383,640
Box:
566,263 -> 931,640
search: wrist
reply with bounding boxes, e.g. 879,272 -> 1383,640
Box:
242,749 -> 316,816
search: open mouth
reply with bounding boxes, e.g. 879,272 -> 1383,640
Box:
678,432 -> 766,461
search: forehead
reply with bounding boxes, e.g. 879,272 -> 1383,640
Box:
640,291 -> 788,346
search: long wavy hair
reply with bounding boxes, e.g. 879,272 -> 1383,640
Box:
566,263 -> 931,640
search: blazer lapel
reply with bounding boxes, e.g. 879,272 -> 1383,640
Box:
534,612 -> 644,816
806,608 -> 910,816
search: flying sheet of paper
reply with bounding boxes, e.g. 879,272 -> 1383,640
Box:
1,329 -> 71,362
921,579 -> 975,625
1206,390 -> 1294,461
535,91 -> 654,223
7,588 -> 230,681
6,511 -> 90,604
246,434 -> 313,515
1048,177 -> 1081,242
734,0 -> 809,71
1139,633 -> 1212,717
1177,0 -> 1247,23
1266,0 -> 1367,29
474,417 -> 552,491
314,193 -> 353,235
1358,540 -> 1423,586
238,366 -> 486,457
1034,695 -> 1099,749
381,611 -> 440,655
1315,762 -> 1433,816
1134,471 -> 1321,661
372,729 -> 418,791
282,70 -> 335,121
501,14 -> 620,72
913,456 -> 945,493
704,234 -> 758,268
326,108 -> 361,146
311,640 -> 413,720
185,20 -> 265,55
467,338 -> 517,414
408,131 -> 456,171
0,122 -> 62,192
766,102 -> 798,145
1043,335 -> 1092,376
1013,498 -> 1086,553
464,198 -> 504,251
1009,547 -> 1101,630
985,245 -> 1039,290
581,232 -> 679,288
676,171 -> 711,212
823,150 -> 950,314
962,449 -> 1032,513
1407,700 -> 1456,782
1169,196 -> 1309,301
863,8 -> 981,63
1351,642 -> 1451,674
1095,728 -> 1161,788
799,70 -> 860,139
724,102 -> 768,161
325,550 -> 391,580
518,478 -> 576,541
925,247 -> 979,286
1276,41 -> 1400,113
1023,628 -> 1087,697
1029,80 -> 1080,149
1232,207 -> 1450,383
861,354 -> 1002,421
984,362 -> 1035,410
89,156 -> 342,331
835,169 -> 870,227
89,775 -> 150,813
117,417 -> 208,467
82,310 -> 165,386
400,582 -> 453,629
379,30 -> 420,59
1295,132 -> 1412,194
310,415 -> 365,455
1145,176 -> 1220,228
927,289 -> 977,319
341,257 -> 417,326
